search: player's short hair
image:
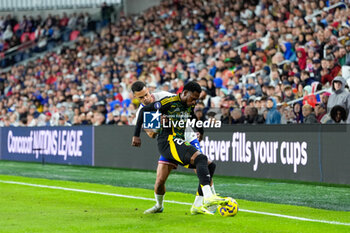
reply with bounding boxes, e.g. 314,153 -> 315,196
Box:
131,81 -> 146,93
183,81 -> 201,94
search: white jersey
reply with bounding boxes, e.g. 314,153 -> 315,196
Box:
133,91 -> 197,142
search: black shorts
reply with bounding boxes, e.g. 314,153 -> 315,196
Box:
157,134 -> 199,167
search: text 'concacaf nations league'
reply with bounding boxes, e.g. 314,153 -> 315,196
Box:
7,130 -> 83,160
200,132 -> 308,173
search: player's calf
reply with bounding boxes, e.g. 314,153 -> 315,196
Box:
193,154 -> 211,186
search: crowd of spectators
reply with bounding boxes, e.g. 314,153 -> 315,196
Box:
0,12 -> 96,68
1,0 -> 350,127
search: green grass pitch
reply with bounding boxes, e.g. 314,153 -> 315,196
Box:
0,161 -> 349,233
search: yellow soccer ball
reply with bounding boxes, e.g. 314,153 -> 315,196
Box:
217,197 -> 238,217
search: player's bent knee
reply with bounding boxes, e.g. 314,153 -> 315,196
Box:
194,154 -> 208,166
189,151 -> 203,165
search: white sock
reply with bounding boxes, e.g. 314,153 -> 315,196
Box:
155,193 -> 164,208
202,185 -> 213,199
193,196 -> 204,207
211,184 -> 216,195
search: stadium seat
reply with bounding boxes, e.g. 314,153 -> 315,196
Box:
122,99 -> 131,108
13,24 -> 20,33
29,32 -> 36,41
69,30 -> 80,41
20,32 -> 31,43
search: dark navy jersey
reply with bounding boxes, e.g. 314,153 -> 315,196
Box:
134,94 -> 202,139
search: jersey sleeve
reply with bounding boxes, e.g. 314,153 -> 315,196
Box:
152,91 -> 175,101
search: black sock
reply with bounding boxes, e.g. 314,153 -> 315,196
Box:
197,162 -> 216,196
194,154 -> 210,186
208,162 -> 216,178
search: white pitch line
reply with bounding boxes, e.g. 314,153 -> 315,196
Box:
0,180 -> 349,226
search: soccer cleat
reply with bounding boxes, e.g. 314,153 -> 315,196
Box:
203,195 -> 229,207
190,205 -> 214,215
207,204 -> 218,214
143,205 -> 164,214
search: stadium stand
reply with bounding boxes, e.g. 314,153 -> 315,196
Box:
0,0 -> 350,126
0,0 -> 121,11
0,12 -> 106,68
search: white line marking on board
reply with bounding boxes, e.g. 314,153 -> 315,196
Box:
0,180 -> 349,226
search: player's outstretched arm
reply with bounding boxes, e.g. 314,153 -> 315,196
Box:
132,107 -> 145,147
132,102 -> 160,146
132,98 -> 172,146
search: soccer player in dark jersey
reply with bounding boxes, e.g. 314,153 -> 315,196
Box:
132,81 -> 227,214
131,81 -> 217,214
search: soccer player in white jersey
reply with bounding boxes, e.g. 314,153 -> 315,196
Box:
131,81 -> 217,215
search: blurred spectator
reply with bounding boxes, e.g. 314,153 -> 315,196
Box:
281,42 -> 296,61
2,25 -> 13,41
320,91 -> 331,107
207,111 -> 219,124
345,40 -> 350,65
327,76 -> 350,123
27,113 -> 36,126
300,71 -> 315,87
282,85 -> 295,102
315,103 -> 327,123
194,107 -> 206,122
312,59 -> 322,82
302,104 -> 318,124
58,113 -> 71,126
230,109 -> 245,124
118,113 -> 129,125
220,103 -> 230,124
296,48 -> 307,70
101,2 -> 114,25
44,111 -> 52,126
244,106 -> 264,124
321,55 -> 341,85
330,105 -> 347,123
265,97 -> 281,124
292,102 -> 303,123
280,106 -> 295,124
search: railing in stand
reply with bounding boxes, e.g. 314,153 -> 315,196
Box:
304,2 -> 348,21
278,88 -> 332,107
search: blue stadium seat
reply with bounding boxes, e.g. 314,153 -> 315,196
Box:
109,100 -> 121,111
122,99 -> 131,108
